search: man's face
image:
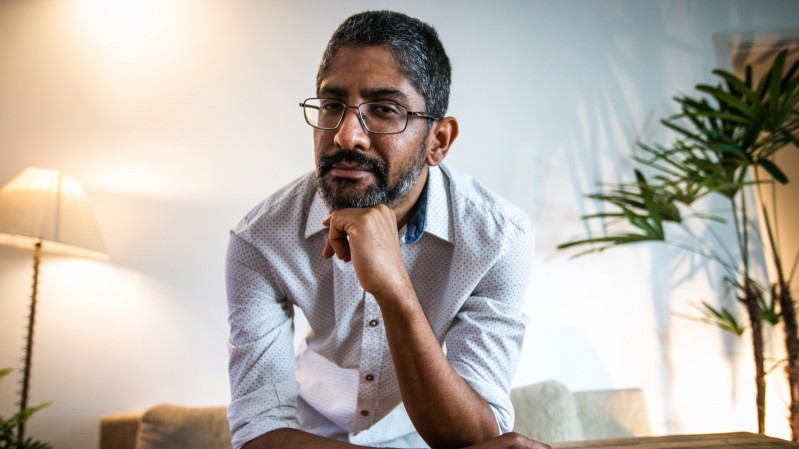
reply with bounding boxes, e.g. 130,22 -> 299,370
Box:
314,45 -> 430,211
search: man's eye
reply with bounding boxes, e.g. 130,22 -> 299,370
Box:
320,101 -> 345,112
368,103 -> 401,115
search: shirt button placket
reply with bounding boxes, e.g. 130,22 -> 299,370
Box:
355,293 -> 383,430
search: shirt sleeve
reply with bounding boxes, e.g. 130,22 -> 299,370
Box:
225,230 -> 300,449
444,226 -> 534,434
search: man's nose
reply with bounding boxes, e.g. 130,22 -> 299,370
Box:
333,107 -> 370,150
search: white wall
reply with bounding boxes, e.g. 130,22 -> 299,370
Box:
1,1 -> 798,448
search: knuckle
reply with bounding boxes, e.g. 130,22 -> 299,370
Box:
500,432 -> 549,449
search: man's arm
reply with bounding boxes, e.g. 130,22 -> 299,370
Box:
322,204 -> 523,449
243,428 -> 363,449
226,232 -> 303,447
244,429 -> 552,449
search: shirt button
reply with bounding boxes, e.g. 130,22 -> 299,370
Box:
369,319 -> 379,327
360,410 -> 369,416
365,374 -> 374,381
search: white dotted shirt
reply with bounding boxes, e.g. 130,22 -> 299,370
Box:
226,164 -> 534,449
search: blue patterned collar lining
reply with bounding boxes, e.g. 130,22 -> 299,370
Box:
403,177 -> 429,244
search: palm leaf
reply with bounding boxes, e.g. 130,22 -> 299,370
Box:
696,84 -> 757,120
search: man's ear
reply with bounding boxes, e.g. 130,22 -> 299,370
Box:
426,116 -> 459,167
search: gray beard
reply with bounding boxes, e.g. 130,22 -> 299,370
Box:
316,144 -> 426,210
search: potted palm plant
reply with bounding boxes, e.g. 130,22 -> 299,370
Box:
558,49 -> 799,439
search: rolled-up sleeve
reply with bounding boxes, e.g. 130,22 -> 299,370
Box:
444,227 -> 534,433
226,231 -> 300,449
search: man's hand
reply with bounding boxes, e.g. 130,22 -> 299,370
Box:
460,432 -> 553,449
322,204 -> 412,299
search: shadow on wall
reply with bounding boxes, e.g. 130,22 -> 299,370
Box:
527,2 -> 739,435
515,326 -> 612,390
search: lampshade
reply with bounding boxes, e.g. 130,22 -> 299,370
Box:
0,167 -> 108,259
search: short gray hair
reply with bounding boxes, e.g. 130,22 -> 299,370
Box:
316,10 -> 452,116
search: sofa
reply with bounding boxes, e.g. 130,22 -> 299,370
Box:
99,380 -> 650,449
510,380 -> 650,442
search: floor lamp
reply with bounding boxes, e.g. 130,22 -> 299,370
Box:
0,167 -> 108,443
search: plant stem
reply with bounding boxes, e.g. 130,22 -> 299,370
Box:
780,283 -> 799,441
732,189 -> 767,433
756,170 -> 799,441
745,279 -> 767,434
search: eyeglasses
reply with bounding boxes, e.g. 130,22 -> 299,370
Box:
299,98 -> 443,135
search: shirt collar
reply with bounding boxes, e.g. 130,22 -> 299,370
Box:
304,165 -> 451,243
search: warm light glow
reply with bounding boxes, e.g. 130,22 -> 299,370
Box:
0,167 -> 108,259
69,0 -> 188,86
83,160 -> 181,199
44,258 -> 135,307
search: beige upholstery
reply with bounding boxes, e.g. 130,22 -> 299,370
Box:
510,379 -> 585,441
100,405 -> 232,449
99,411 -> 142,449
99,381 -> 650,449
573,387 -> 651,440
510,380 -> 651,442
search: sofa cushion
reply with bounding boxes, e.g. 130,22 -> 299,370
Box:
510,380 -> 584,442
136,404 -> 232,449
574,388 -> 651,439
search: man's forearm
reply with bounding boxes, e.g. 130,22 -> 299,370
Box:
378,285 -> 500,449
243,428 -> 373,449
243,427 -> 553,449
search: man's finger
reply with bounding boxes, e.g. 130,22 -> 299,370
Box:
322,215 -> 352,261
325,234 -> 351,261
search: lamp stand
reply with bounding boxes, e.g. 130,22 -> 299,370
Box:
18,239 -> 42,444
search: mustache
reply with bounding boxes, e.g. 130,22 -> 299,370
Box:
318,150 -> 388,180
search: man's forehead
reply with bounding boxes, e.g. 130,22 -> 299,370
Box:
318,85 -> 411,102
318,46 -> 421,102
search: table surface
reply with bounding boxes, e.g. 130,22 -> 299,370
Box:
551,432 -> 798,448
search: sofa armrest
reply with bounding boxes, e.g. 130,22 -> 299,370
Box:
100,411 -> 143,449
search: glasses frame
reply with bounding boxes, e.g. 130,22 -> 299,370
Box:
299,98 -> 443,135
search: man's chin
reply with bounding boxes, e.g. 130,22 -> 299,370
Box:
319,177 -> 386,210
325,176 -> 369,196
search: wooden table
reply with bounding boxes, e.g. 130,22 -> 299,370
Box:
551,432 -> 798,448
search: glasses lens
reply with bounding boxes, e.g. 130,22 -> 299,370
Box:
301,99 -> 409,134
360,102 -> 407,134
317,99 -> 346,129
303,99 -> 344,130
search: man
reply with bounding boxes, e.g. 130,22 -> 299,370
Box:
226,10 -> 548,449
